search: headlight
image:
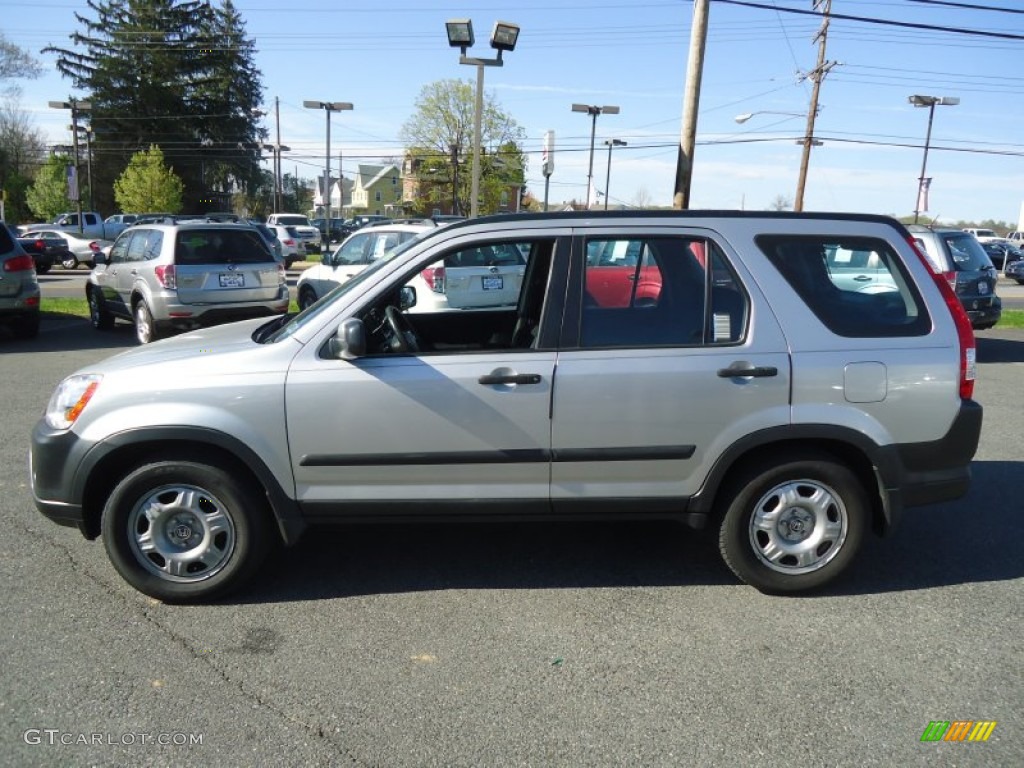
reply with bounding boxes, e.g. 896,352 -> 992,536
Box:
45,374 -> 102,430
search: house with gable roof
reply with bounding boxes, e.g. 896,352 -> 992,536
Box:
350,163 -> 403,217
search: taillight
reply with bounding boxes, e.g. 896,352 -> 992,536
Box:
154,264 -> 176,289
420,265 -> 445,293
908,236 -> 975,399
89,241 -> 101,252
283,238 -> 296,247
3,254 -> 35,272
35,239 -> 46,250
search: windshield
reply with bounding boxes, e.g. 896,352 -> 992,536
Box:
275,215 -> 308,226
262,228 -> 439,344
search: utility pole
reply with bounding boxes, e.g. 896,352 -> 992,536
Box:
795,0 -> 835,212
672,0 -> 710,209
274,96 -> 282,212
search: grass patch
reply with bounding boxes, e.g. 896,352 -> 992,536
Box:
41,296 -> 301,318
998,309 -> 1024,329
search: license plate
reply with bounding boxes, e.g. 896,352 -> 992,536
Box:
482,276 -> 504,291
219,273 -> 245,288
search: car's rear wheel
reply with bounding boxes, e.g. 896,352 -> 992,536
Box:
134,300 -> 159,344
298,285 -> 318,311
88,287 -> 115,330
35,261 -> 51,275
61,254 -> 79,270
101,460 -> 273,603
718,452 -> 868,594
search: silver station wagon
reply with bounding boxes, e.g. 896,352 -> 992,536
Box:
31,211 -> 982,602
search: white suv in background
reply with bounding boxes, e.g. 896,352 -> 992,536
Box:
296,222 -> 434,309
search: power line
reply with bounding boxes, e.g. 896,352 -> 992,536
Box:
904,0 -> 1024,13
710,0 -> 1024,40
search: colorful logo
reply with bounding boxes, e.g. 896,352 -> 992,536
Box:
920,720 -> 997,742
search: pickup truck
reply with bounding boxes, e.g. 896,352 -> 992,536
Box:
18,211 -> 137,241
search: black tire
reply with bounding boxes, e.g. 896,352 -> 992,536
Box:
717,452 -> 868,594
88,287 -> 115,330
101,460 -> 273,603
298,285 -> 318,311
61,254 -> 79,270
134,300 -> 159,344
11,311 -> 41,340
35,261 -> 51,275
1015,279 -> 1024,285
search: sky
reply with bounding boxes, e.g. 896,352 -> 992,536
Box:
4,0 -> 1024,227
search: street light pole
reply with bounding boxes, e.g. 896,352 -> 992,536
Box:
603,139 -> 626,210
909,94 -> 958,224
48,99 -> 91,232
572,104 -> 619,209
446,19 -> 520,218
303,101 -> 352,248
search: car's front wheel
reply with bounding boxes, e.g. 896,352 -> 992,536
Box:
101,460 -> 273,602
717,452 -> 868,594
298,285 -> 318,310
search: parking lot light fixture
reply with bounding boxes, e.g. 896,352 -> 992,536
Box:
303,101 -> 353,247
909,94 -> 959,224
445,18 -> 520,218
572,104 -> 620,209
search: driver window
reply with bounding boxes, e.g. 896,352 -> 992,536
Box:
333,233 -> 370,266
355,239 -> 554,356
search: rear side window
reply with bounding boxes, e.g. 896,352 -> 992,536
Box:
174,228 -> 273,265
757,235 -> 930,337
941,232 -> 992,271
579,236 -> 747,348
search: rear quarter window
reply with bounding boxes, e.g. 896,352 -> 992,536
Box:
757,234 -> 930,338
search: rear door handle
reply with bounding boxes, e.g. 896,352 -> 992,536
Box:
478,372 -> 542,386
717,363 -> 778,378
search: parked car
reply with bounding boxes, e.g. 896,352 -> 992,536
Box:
296,222 -> 434,309
346,214 -> 389,230
1005,257 -> 1024,284
409,240 -> 528,312
265,213 -> 321,253
103,213 -> 138,240
980,240 -> 1022,271
906,224 -> 1001,330
1005,231 -> 1024,246
0,223 -> 40,339
86,220 -> 289,344
30,211 -> 982,602
267,224 -> 307,269
20,228 -> 110,270
243,220 -> 284,263
12,228 -> 70,274
310,217 -> 349,243
962,227 -> 999,243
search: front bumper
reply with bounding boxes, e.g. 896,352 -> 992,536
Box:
29,421 -> 91,534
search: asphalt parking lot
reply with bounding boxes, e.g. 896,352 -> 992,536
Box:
0,316 -> 1021,766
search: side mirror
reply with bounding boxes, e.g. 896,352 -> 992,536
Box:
327,317 -> 367,360
92,250 -> 108,266
399,285 -> 417,310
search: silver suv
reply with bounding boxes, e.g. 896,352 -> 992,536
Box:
87,221 -> 290,343
907,224 -> 1001,330
0,223 -> 40,340
31,212 -> 982,602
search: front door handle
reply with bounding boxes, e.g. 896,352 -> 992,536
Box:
478,372 -> 542,386
717,363 -> 778,378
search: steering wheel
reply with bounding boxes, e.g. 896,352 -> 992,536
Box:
384,305 -> 421,353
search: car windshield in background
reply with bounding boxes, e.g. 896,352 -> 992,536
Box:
943,233 -> 994,271
174,228 -> 273,264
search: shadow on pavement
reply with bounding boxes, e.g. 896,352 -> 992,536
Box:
236,459 -> 1022,604
0,313 -> 136,353
976,331 -> 1024,363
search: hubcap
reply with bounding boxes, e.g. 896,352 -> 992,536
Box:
135,305 -> 151,343
748,479 -> 848,574
127,484 -> 236,583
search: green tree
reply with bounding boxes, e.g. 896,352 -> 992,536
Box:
400,79 -> 527,216
0,98 -> 47,223
43,0 -> 265,214
114,145 -> 184,213
26,153 -> 74,221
